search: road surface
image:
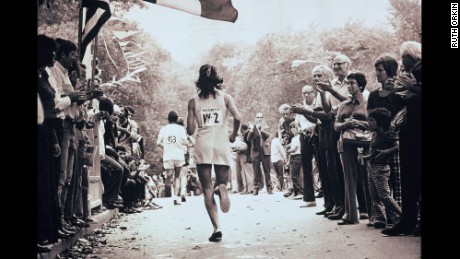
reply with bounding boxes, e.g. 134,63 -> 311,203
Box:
87,190 -> 421,259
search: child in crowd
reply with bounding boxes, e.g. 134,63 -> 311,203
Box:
285,121 -> 303,200
363,108 -> 402,229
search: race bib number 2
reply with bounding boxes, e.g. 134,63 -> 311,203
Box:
201,108 -> 223,127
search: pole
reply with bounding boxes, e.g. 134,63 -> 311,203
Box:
78,0 -> 83,63
91,35 -> 98,90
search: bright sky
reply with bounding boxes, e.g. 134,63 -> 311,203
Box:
124,0 -> 392,66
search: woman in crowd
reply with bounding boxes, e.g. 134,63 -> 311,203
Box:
334,71 -> 370,225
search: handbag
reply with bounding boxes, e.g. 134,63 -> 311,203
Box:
338,101 -> 371,147
342,128 -> 372,147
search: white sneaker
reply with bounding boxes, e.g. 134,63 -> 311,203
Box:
300,201 -> 317,208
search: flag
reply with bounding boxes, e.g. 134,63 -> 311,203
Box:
144,0 -> 238,23
80,0 -> 112,60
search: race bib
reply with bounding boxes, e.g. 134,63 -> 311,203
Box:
201,108 -> 223,127
166,135 -> 177,144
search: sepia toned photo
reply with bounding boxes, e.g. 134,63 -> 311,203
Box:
37,0 -> 421,258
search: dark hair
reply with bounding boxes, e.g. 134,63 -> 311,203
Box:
124,155 -> 135,163
115,145 -> 127,153
125,106 -> 135,115
368,107 -> 392,131
177,116 -> 185,126
98,96 -> 114,115
168,111 -> 178,123
55,38 -> 77,59
75,120 -> 86,130
347,72 -> 367,92
374,55 -> 398,78
195,64 -> 223,99
241,123 -> 248,130
37,34 -> 57,68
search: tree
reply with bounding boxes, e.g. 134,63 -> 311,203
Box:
321,21 -> 399,91
37,0 -> 145,27
388,0 -> 422,42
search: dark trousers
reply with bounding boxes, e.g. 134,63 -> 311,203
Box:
137,179 -> 145,202
100,156 -> 123,203
289,154 -> 303,195
252,153 -> 273,191
357,162 -> 371,216
79,165 -> 90,219
122,179 -> 138,207
64,155 -> 82,222
272,160 -> 285,191
37,121 -> 60,244
317,124 -> 335,211
300,134 -> 317,202
329,126 -> 345,214
398,124 -> 421,230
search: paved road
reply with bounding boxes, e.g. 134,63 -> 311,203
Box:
90,190 -> 421,259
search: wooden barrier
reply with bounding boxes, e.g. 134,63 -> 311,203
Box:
86,120 -> 103,212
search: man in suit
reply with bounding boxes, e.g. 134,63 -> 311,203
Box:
245,113 -> 273,195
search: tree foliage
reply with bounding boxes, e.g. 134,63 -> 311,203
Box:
193,22 -> 400,129
38,0 -> 418,166
321,21 -> 399,91
37,0 -> 145,27
388,0 -> 422,42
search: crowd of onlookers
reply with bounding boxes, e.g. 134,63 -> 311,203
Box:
37,34 -> 173,253
38,34 -> 421,253
227,41 -> 421,238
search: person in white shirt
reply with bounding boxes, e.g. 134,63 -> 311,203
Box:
271,131 -> 286,191
157,111 -> 188,205
291,85 -> 321,207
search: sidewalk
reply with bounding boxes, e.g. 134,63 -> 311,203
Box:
37,208 -> 118,259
